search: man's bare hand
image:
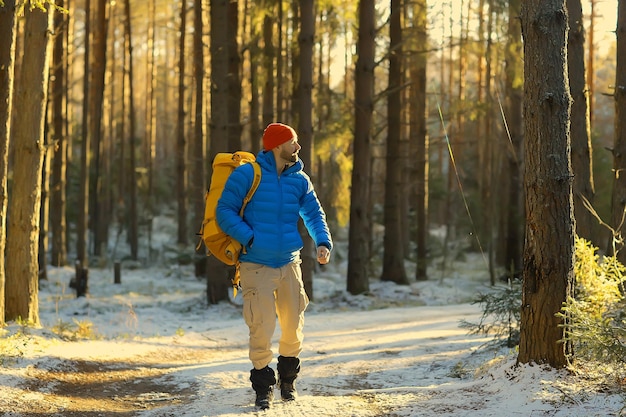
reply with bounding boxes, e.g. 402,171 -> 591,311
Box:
317,246 -> 330,264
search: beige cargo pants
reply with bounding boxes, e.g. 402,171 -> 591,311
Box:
239,260 -> 310,370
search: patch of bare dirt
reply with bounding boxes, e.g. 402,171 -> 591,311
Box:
1,353 -> 201,417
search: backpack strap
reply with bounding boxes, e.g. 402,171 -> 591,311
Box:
233,162 -> 261,298
239,162 -> 261,216
232,263 -> 242,298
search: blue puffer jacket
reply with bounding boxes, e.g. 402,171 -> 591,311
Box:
216,150 -> 333,268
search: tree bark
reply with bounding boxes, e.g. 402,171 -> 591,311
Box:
347,0 -> 375,295
0,0 -> 18,325
610,0 -> 626,262
502,0 -> 523,276
207,0 -> 231,302
176,0 -> 188,245
248,25 -> 261,154
90,0 -> 109,257
77,0 -> 91,266
5,4 -> 53,324
411,0 -> 428,281
381,0 -> 408,285
228,0 -> 242,150
483,2 -> 496,285
262,5 -> 275,126
587,0 -> 596,129
567,0 -> 595,244
145,0 -> 157,234
50,0 -> 68,267
276,0 -> 284,122
123,0 -> 139,260
518,0 -> 574,368
296,0 -> 316,300
38,137 -> 51,281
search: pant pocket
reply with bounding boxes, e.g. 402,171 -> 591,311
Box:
243,289 -> 262,327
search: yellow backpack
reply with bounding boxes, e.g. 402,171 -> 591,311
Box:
196,151 -> 261,294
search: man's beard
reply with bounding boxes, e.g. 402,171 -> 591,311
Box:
280,148 -> 298,163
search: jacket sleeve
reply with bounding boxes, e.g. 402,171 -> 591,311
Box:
299,174 -> 333,251
216,164 -> 254,247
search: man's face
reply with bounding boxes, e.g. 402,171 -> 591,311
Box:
279,137 -> 301,163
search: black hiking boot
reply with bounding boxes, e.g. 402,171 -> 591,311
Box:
250,366 -> 276,410
255,389 -> 273,410
277,356 -> 300,401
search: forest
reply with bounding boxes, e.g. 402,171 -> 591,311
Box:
0,0 -> 625,372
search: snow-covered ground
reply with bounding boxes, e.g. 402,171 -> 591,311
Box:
0,217 -> 624,416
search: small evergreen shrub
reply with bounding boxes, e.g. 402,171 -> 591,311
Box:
459,280 -> 521,348
464,236 -> 626,368
558,237 -> 626,365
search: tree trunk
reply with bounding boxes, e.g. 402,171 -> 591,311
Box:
0,0 -> 18,325
611,0 -> 626,262
38,139 -> 51,281
441,1 -> 457,275
227,0 -> 242,150
123,0 -> 139,260
457,0 -> 467,137
475,0 -> 486,154
502,0 -> 523,275
411,0 -> 428,281
262,7 -> 275,126
587,0 -> 596,129
381,0 -> 408,285
567,0 -> 595,244
102,0 -> 117,262
276,0 -> 284,122
50,0 -> 68,267
296,0 -> 317,300
90,0 -> 109,257
207,0 -> 231,303
518,0 -> 574,368
5,4 -> 53,324
116,8 -> 127,245
64,0 -> 75,260
249,28 -> 261,154
434,3 -> 445,225
483,2 -> 497,284
77,0 -> 91,266
193,0 -> 205,215
347,0 -> 375,295
176,0 -> 188,245
143,0 -> 157,257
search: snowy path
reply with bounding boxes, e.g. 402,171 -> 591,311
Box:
134,303 -> 493,417
1,265 -> 623,416
0,301 -> 492,417
135,302 -> 625,417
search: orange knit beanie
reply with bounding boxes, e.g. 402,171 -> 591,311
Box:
262,123 -> 296,150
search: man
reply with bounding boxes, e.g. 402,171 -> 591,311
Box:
216,122 -> 333,410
